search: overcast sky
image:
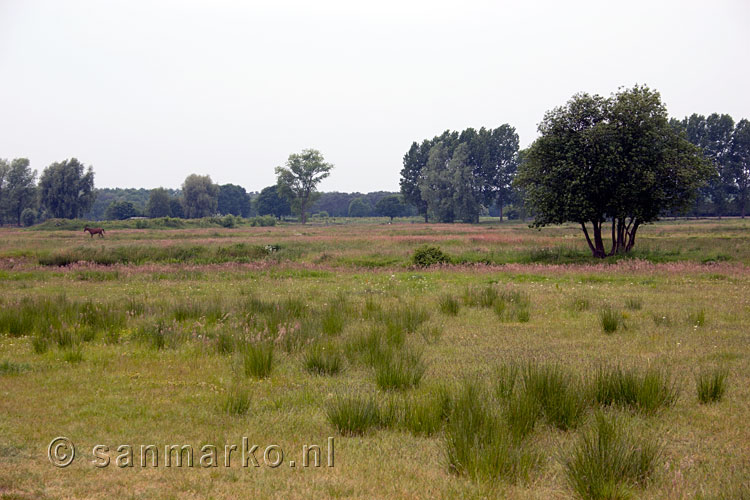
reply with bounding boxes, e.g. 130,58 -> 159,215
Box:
1,0 -> 749,193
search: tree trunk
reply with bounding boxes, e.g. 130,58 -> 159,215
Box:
498,205 -> 503,223
591,221 -> 606,258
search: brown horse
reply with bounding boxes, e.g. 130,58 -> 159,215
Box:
84,226 -> 105,238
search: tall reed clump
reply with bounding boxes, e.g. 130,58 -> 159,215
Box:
237,342 -> 274,379
374,347 -> 426,391
563,412 -> 661,500
304,342 -> 343,376
696,368 -> 728,404
593,366 -> 679,415
326,394 -> 380,436
494,290 -> 531,323
523,362 -> 589,430
599,307 -> 623,333
221,385 -> 251,415
444,379 -> 538,483
438,294 -> 460,316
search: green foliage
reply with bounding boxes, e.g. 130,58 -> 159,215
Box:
593,366 -> 679,414
689,309 -> 706,326
696,368 -> 728,404
182,174 -> 219,218
517,85 -> 713,257
275,149 -> 333,223
0,158 -> 37,226
563,412 -> 661,500
105,200 -> 139,220
20,207 -> 37,227
217,183 -> 252,217
624,297 -> 643,311
326,394 -> 380,436
254,185 -> 291,219
348,197 -> 372,217
412,245 -> 450,267
39,158 -> 95,219
374,194 -> 406,220
146,188 -> 172,218
0,360 -> 30,375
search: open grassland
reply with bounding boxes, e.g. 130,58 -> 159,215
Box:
1,219 -> 749,499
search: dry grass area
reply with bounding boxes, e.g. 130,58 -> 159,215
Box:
0,219 -> 748,499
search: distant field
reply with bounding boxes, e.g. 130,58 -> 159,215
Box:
1,219 -> 748,499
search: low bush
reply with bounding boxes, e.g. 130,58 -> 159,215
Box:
412,245 -> 450,267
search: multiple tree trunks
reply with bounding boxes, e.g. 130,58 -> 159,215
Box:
580,218 -> 640,259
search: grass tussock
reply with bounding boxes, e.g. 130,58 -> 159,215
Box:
237,342 -> 274,379
593,366 -> 679,414
696,368 -> 728,404
0,360 -> 30,375
222,385 -> 251,415
438,294 -> 460,316
445,380 -> 538,483
689,309 -> 706,327
563,412 -> 661,500
624,297 -> 643,311
523,362 -> 588,430
599,307 -> 623,333
304,342 -> 343,376
374,347 -> 426,391
326,394 -> 380,436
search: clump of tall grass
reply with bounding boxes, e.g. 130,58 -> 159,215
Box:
374,347 -> 426,391
326,394 -> 381,436
570,297 -> 591,312
215,330 -> 237,354
503,391 -> 542,440
62,346 -> 84,364
523,362 -> 588,430
438,294 -> 460,316
362,295 -> 383,320
0,360 -> 30,375
494,290 -> 531,323
346,326 -> 391,366
494,362 -> 520,399
136,320 -> 178,350
696,368 -> 728,404
462,285 -> 498,308
593,366 -> 679,414
304,343 -> 342,376
237,342 -> 274,378
320,303 -> 347,336
418,324 -> 443,344
624,297 -> 643,311
445,379 -> 538,483
688,309 -> 706,327
599,307 -> 623,333
382,305 -> 430,341
171,299 -> 227,324
31,335 -> 49,354
380,387 -> 452,437
563,412 -> 661,500
651,313 -> 671,326
221,385 -> 251,415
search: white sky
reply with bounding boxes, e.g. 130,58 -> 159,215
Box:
1,0 -> 749,192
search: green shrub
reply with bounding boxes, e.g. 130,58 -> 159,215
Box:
593,366 -> 679,414
326,394 -> 380,436
238,342 -> 274,379
563,412 -> 661,500
304,343 -> 343,376
412,245 -> 450,267
696,368 -> 728,404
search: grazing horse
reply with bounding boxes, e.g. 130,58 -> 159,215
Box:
84,226 -> 105,238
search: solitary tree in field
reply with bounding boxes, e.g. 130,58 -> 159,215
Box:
275,149 -> 333,224
375,194 -> 406,221
181,174 -> 219,218
516,85 -> 712,258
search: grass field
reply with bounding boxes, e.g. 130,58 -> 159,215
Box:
1,219 -> 749,499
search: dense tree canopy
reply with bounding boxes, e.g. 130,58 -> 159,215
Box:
275,149 -> 333,223
347,197 -> 372,217
105,200 -> 138,220
181,174 -> 219,218
147,188 -> 172,218
517,85 -> 713,258
39,158 -> 95,219
375,194 -> 406,221
0,158 -> 37,225
400,125 -> 518,222
217,183 -> 252,217
254,185 -> 291,219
